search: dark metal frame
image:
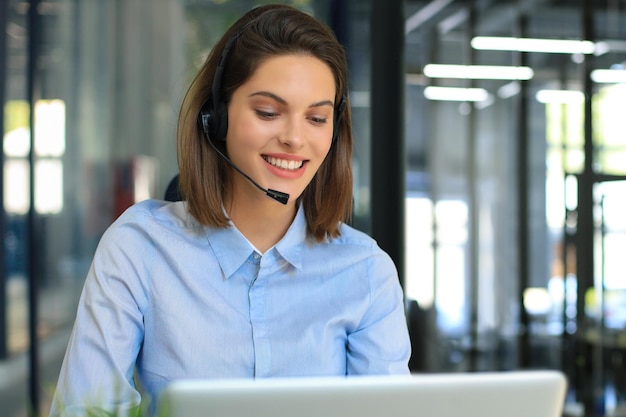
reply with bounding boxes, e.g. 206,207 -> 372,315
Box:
27,0 -> 42,413
370,0 -> 406,287
0,0 -> 9,362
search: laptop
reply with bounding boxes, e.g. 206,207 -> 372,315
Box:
156,370 -> 567,417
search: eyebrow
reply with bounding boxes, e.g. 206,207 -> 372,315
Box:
249,91 -> 334,108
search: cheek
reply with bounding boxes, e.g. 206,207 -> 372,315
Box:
227,114 -> 269,151
306,125 -> 334,157
316,136 -> 333,159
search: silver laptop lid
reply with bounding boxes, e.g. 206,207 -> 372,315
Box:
156,370 -> 567,417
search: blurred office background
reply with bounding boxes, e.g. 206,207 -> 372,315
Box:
1,0 -> 625,416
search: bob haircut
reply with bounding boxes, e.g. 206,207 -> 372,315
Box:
177,4 -> 353,242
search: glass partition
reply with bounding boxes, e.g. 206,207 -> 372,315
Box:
404,0 -> 626,415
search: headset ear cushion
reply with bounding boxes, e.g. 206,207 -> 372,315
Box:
212,103 -> 229,141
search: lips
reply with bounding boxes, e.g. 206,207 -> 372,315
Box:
262,155 -> 305,171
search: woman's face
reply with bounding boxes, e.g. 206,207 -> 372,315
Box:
225,54 -> 336,205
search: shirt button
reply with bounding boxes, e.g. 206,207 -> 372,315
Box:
253,252 -> 261,260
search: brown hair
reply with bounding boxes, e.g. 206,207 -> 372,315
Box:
177,4 -> 353,241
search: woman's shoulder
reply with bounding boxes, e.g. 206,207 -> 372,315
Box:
320,223 -> 398,280
94,200 -> 209,273
114,199 -> 196,228
99,199 -> 204,248
325,223 -> 394,265
333,222 -> 381,249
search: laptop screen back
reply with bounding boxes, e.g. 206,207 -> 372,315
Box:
156,370 -> 567,417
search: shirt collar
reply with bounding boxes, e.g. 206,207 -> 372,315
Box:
274,205 -> 306,271
206,205 -> 307,279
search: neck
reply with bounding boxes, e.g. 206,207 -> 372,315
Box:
225,183 -> 297,253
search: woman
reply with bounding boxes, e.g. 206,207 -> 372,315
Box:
50,4 -> 410,416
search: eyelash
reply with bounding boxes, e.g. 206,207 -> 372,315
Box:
254,110 -> 328,125
255,110 -> 278,120
309,116 -> 327,125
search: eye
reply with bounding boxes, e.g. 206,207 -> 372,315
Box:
308,115 -> 328,125
255,109 -> 279,120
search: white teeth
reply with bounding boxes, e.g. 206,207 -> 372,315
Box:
266,156 -> 303,171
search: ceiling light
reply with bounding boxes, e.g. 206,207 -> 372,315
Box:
590,69 -> 626,83
535,89 -> 585,104
594,40 -> 626,56
471,36 -> 595,54
424,86 -> 489,102
497,81 -> 521,99
423,64 -> 534,80
474,94 -> 495,109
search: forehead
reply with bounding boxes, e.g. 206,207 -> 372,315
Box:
242,54 -> 336,98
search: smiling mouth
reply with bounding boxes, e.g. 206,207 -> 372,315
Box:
263,155 -> 305,171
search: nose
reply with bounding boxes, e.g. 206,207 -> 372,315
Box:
279,117 -> 305,149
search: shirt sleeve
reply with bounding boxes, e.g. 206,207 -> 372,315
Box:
49,212 -> 150,417
346,250 -> 411,375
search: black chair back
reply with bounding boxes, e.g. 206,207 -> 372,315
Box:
164,174 -> 182,201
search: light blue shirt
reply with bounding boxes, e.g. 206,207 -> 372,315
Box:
50,199 -> 411,416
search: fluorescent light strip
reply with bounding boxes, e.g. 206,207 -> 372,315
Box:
471,36 -> 595,54
474,94 -> 495,109
423,64 -> 534,80
591,69 -> 626,83
594,40 -> 626,56
498,81 -> 521,99
536,89 -> 585,104
424,86 -> 489,102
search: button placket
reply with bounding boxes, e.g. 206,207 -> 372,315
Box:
248,251 -> 270,376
